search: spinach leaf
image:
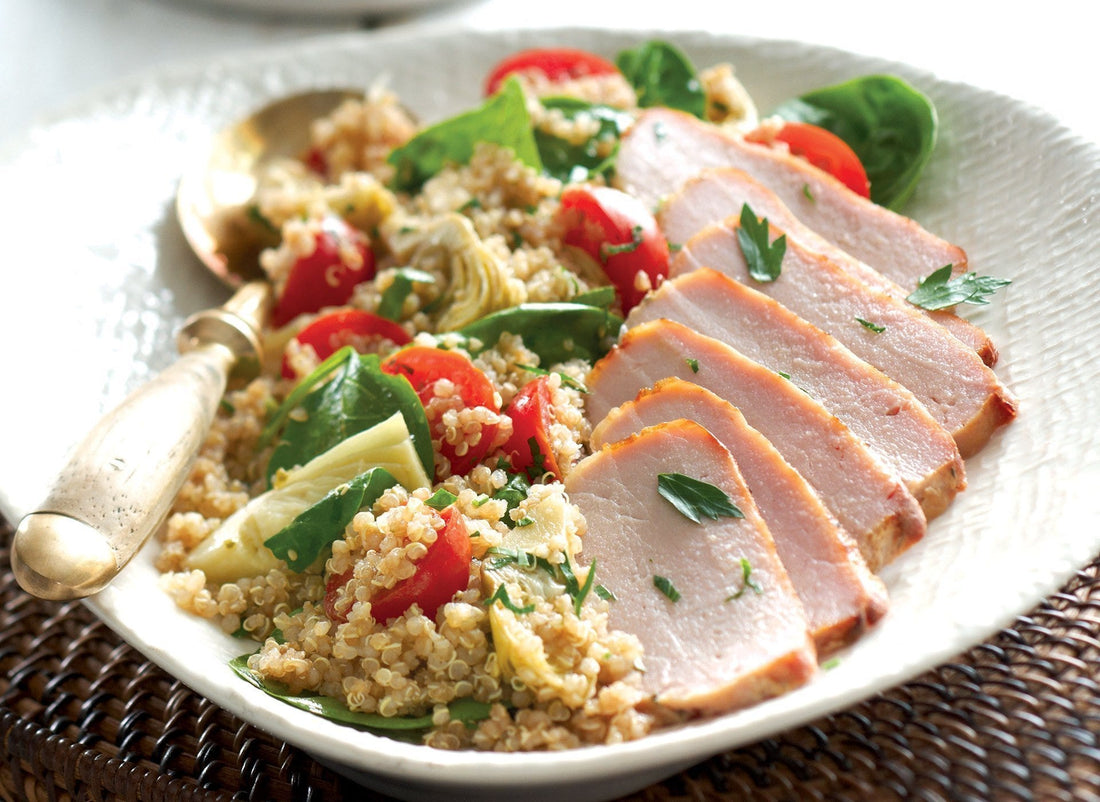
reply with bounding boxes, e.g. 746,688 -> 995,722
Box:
377,267 -> 435,321
388,77 -> 540,194
773,74 -> 938,209
458,302 -> 622,365
570,285 -> 616,309
266,350 -> 434,484
230,654 -> 492,737
616,40 -> 706,119
264,467 -> 398,571
534,97 -> 633,183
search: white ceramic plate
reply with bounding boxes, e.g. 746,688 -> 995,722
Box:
1,25 -> 1098,802
174,0 -> 457,18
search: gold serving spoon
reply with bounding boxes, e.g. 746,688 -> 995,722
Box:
10,89 -> 364,600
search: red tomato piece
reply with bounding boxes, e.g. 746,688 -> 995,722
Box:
749,121 -> 871,198
380,346 -> 500,477
281,308 -> 411,379
557,185 -> 670,313
502,376 -> 561,479
271,215 -> 376,328
323,508 -> 472,625
484,47 -> 619,96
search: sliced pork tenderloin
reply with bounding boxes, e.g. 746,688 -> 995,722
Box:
626,270 -> 965,518
657,166 -> 996,365
586,318 -> 927,570
674,220 -> 1018,458
615,107 -> 967,292
566,418 -> 817,713
590,378 -> 888,656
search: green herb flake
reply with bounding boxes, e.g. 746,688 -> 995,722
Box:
822,657 -> 841,670
685,357 -> 700,373
595,584 -> 617,602
219,399 -> 236,416
725,557 -> 764,601
802,183 -> 815,202
377,267 -> 435,321
856,317 -> 886,333
653,575 -> 681,602
484,584 -> 536,615
657,472 -> 744,524
736,203 -> 786,282
516,363 -> 589,394
601,225 -> 644,261
424,488 -> 458,510
906,265 -> 1011,311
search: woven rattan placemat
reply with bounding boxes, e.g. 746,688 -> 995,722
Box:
2,515 -> 1098,802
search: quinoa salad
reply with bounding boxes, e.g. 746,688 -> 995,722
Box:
156,40 -> 1012,750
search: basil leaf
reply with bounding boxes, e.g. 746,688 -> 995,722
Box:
378,267 -> 435,321
616,40 -> 706,119
736,203 -> 786,282
535,98 -> 632,183
266,351 -> 434,484
773,75 -> 938,209
264,467 -> 398,571
388,77 -> 540,193
458,302 -> 623,365
230,654 -> 492,736
657,472 -> 744,524
906,265 -> 1011,311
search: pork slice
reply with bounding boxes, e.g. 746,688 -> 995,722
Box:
586,318 -> 927,570
658,166 -> 996,365
566,418 -> 817,713
590,378 -> 888,656
675,221 -> 1018,459
626,270 -> 965,518
616,107 -> 967,292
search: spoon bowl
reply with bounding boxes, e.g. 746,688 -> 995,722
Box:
176,88 -> 366,286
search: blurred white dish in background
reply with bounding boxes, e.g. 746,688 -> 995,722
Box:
0,24 -> 1097,802
172,0 -> 461,18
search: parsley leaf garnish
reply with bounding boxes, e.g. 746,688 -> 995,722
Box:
653,575 -> 681,602
657,473 -> 744,524
484,585 -> 536,615
685,357 -> 700,373
516,364 -> 589,394
736,203 -> 786,282
906,265 -> 1011,311
725,557 -> 763,601
856,317 -> 886,333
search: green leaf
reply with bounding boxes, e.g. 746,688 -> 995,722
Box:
516,363 -> 588,394
773,75 -> 938,209
377,267 -> 435,321
388,77 -> 540,193
265,351 -> 434,485
425,488 -> 459,510
653,574 -> 681,602
492,471 -> 532,528
657,472 -> 744,524
570,286 -> 616,309
856,317 -> 886,333
725,557 -> 764,601
230,654 -> 492,736
736,204 -> 786,282
484,584 -> 536,614
534,98 -> 632,183
616,40 -> 706,119
263,467 -> 398,571
906,265 -> 1011,311
458,302 -> 622,366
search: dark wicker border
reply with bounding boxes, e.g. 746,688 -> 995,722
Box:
3,516 -> 1098,802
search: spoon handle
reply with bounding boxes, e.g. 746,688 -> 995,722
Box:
10,282 -> 271,600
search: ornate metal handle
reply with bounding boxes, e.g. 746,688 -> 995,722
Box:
10,282 -> 270,600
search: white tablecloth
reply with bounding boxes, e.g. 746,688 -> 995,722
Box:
3,0 -> 1096,148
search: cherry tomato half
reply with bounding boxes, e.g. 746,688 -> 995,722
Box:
324,507 -> 472,624
281,308 -> 412,379
380,346 -> 500,477
502,376 -> 562,480
748,121 -> 871,198
557,184 -> 670,313
484,47 -> 619,96
271,215 -> 376,328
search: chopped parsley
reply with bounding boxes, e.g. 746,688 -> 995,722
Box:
736,203 -> 786,282
601,225 -> 644,261
484,585 -> 536,615
685,357 -> 700,373
594,584 -> 617,602
377,267 -> 435,321
657,472 -> 744,524
485,548 -> 599,615
856,317 -> 886,333
725,558 -> 763,601
516,363 -> 589,393
424,488 -> 458,510
653,575 -> 681,602
906,264 -> 1011,311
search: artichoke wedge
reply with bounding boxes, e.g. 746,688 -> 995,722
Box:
186,412 -> 430,584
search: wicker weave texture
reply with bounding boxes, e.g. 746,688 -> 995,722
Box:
2,517 -> 1099,802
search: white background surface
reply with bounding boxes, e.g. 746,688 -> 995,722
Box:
2,0 -> 1097,150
